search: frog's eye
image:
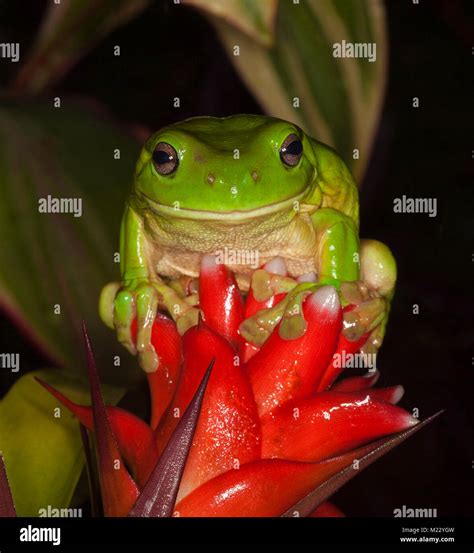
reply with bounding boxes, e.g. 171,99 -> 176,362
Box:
152,142 -> 179,175
280,134 -> 303,167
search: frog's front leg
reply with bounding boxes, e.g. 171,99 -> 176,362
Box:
311,207 -> 361,286
240,208 -> 360,343
279,211 -> 397,345
240,212 -> 395,350
99,202 -> 198,372
342,239 -> 397,355
277,207 -> 361,338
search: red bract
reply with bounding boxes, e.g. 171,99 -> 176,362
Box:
158,322 -> 261,500
199,255 -> 245,348
36,261 -> 433,517
261,391 -> 418,462
317,305 -> 370,391
331,370 -> 380,392
175,455 -> 355,517
35,377 -> 157,487
247,286 -> 342,416
131,312 -> 182,430
83,324 -> 139,517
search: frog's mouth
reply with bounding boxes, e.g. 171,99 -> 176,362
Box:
139,190 -> 313,221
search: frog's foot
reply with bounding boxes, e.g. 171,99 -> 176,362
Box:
360,321 -> 387,358
152,279 -> 200,336
168,275 -> 199,298
239,281 -> 321,344
99,277 -> 199,373
239,300 -> 287,345
250,268 -> 298,302
341,281 -> 388,342
175,306 -> 200,335
101,278 -> 161,373
238,267 -> 297,344
279,265 -> 393,344
359,239 -> 397,300
348,239 -> 397,355
339,283 -> 391,361
278,282 -> 322,339
99,282 -> 120,330
164,276 -> 200,332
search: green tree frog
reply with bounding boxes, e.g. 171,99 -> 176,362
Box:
99,115 -> 396,373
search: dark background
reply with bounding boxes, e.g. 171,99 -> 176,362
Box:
0,0 -> 472,518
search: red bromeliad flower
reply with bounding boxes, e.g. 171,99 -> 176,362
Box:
22,258 -> 441,518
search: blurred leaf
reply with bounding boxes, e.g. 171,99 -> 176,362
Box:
0,102 -> 142,387
10,0 -> 150,94
204,0 -> 387,179
0,369 -> 123,516
183,0 -> 278,46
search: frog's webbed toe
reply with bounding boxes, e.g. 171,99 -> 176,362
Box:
335,240 -> 396,362
113,286 -> 139,356
238,266 -> 299,345
240,301 -> 287,345
99,282 -> 120,330
340,287 -> 387,342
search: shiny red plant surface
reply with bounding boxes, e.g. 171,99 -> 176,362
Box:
37,258 -> 421,517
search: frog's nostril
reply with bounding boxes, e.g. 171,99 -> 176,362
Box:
207,173 -> 215,185
251,170 -> 259,182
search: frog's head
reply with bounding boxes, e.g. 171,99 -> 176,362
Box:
133,115 -> 318,220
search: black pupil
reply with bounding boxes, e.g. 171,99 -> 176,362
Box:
153,149 -> 172,165
286,140 -> 302,155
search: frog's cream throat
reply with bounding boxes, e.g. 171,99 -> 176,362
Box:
137,189 -> 316,222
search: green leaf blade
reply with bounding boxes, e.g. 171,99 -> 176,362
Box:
0,103 -> 142,386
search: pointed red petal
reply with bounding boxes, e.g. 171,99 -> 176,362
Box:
157,323 -> 260,500
247,286 -> 342,416
131,312 -> 182,430
0,454 -> 16,517
155,322 -> 233,450
282,411 -> 444,517
331,370 -> 380,392
36,377 -> 157,488
360,385 -> 405,405
261,391 -> 418,462
309,502 -> 345,517
175,452 -> 356,517
82,323 -> 139,516
199,255 -> 245,348
129,361 -> 213,517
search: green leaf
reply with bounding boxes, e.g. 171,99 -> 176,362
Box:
0,369 -> 123,516
0,102 -> 142,387
183,0 -> 278,46
10,0 -> 150,94
200,0 -> 387,179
